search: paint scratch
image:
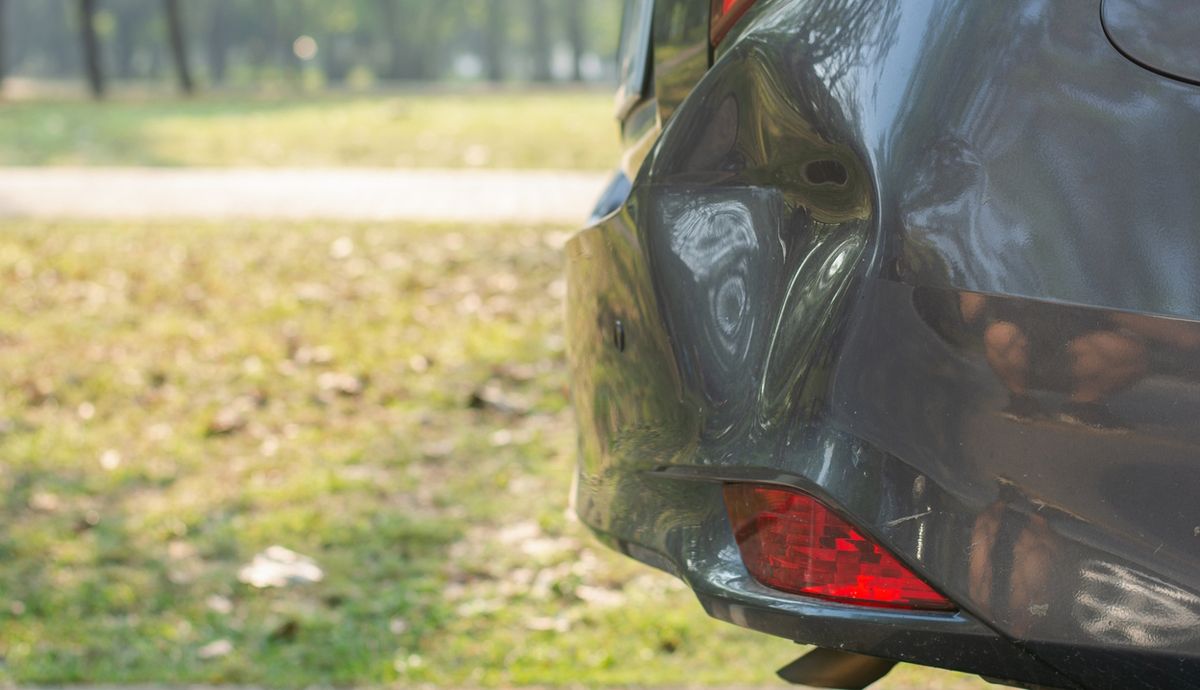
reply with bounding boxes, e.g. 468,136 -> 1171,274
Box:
884,509 -> 933,528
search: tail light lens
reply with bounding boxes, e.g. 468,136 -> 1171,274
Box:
724,484 -> 955,611
711,0 -> 757,46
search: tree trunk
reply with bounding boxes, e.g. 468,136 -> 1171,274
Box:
376,0 -> 402,80
407,5 -> 434,81
528,0 -> 551,82
164,0 -> 194,94
321,35 -> 349,84
206,0 -> 228,84
277,0 -> 301,87
113,4 -> 137,80
566,0 -> 584,82
0,0 -> 7,88
483,0 -> 505,82
276,0 -> 295,72
147,42 -> 164,79
78,0 -> 105,99
251,0 -> 277,81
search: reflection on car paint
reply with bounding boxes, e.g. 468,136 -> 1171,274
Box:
665,198 -> 758,366
1074,560 -> 1200,648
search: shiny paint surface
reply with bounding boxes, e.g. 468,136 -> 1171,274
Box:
614,0 -> 655,119
652,0 -> 709,122
1102,0 -> 1200,86
566,0 -> 1200,688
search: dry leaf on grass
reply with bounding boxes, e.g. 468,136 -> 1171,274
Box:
238,545 -> 324,588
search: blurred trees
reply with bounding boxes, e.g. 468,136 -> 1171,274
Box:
528,0 -> 551,82
483,0 -> 506,83
0,0 -> 621,97
162,0 -> 192,93
0,0 -> 6,81
565,0 -> 585,82
77,0 -> 105,97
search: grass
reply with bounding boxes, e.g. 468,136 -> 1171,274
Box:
0,219 -> 989,689
0,91 -> 618,170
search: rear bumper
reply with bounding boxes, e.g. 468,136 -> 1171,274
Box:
567,193 -> 1200,687
577,461 -> 1075,687
565,203 -> 1073,685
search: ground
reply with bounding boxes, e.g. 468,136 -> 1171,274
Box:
0,91 -> 617,170
0,90 -> 991,688
0,168 -> 607,225
0,219 -> 989,689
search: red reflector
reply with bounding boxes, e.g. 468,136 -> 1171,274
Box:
711,0 -> 757,46
724,484 -> 955,611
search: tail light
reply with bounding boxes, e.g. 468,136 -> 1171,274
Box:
724,484 -> 955,611
711,0 -> 758,46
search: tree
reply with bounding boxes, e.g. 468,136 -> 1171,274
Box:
78,0 -> 105,98
364,0 -> 446,82
376,0 -> 403,80
163,0 -> 194,93
5,0 -> 622,90
276,0 -> 302,85
565,0 -> 584,82
112,2 -> 139,80
0,0 -> 7,88
528,0 -> 550,82
206,0 -> 229,84
483,0 -> 506,82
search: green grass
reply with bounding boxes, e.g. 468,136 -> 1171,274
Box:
0,91 -> 618,169
0,220 -> 989,689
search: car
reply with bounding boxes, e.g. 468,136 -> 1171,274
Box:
564,0 -> 1200,688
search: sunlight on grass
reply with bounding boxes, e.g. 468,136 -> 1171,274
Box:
0,220 -> 990,688
0,91 -> 618,169
0,220 -> 781,686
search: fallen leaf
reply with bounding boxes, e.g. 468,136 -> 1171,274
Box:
526,615 -> 571,632
24,377 -> 55,406
99,449 -> 121,471
329,237 -> 355,259
73,510 -> 101,533
206,594 -> 234,615
467,382 -> 528,415
317,371 -> 363,397
207,396 -> 256,436
29,491 -> 60,513
420,439 -> 455,459
238,545 -> 324,588
575,585 -> 626,608
293,345 -> 334,365
168,541 -> 197,560
269,619 -> 300,642
77,401 -> 96,420
198,638 -> 233,660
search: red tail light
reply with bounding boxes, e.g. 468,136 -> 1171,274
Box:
711,0 -> 758,46
724,484 -> 955,611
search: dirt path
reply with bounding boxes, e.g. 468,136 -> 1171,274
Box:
0,167 -> 608,225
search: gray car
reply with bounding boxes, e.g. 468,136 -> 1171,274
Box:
565,0 -> 1200,688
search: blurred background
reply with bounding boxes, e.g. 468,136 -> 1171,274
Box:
0,0 -> 620,171
0,1 -> 986,688
4,0 -> 620,96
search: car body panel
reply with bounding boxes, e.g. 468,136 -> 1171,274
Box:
1102,0 -> 1200,86
615,0 -> 655,120
568,0 -> 1200,687
652,0 -> 710,122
